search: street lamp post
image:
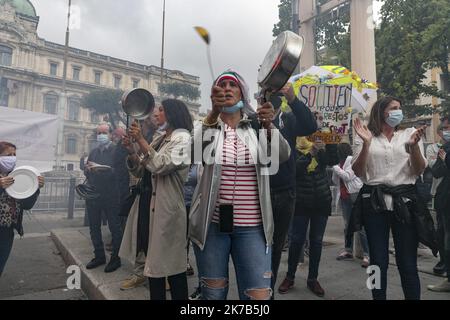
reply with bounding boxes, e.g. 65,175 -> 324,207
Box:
56,0 -> 72,169
160,0 -> 166,89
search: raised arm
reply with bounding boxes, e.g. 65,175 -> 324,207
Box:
280,83 -> 318,136
143,133 -> 191,176
351,118 -> 373,178
407,126 -> 427,176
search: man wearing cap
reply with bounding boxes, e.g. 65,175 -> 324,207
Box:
84,123 -> 123,273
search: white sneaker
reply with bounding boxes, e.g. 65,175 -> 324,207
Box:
427,280 -> 450,292
189,287 -> 202,300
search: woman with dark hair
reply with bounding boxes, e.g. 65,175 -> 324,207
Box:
332,143 -> 369,267
125,98 -> 193,300
119,116 -> 157,291
0,141 -> 44,276
351,96 -> 437,300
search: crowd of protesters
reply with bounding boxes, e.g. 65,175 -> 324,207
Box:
1,70 -> 449,301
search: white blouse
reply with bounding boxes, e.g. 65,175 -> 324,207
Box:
352,127 -> 426,210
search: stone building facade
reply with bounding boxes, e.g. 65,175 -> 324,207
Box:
0,0 -> 201,171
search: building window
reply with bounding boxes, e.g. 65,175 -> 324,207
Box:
67,163 -> 74,171
68,98 -> 80,121
0,78 -> 8,107
0,45 -> 12,66
66,136 -> 77,154
94,71 -> 102,85
88,139 -> 97,152
50,62 -> 58,76
114,75 -> 121,89
441,74 -> 450,93
44,93 -> 58,114
91,112 -> 100,123
132,79 -> 140,88
72,67 -> 81,81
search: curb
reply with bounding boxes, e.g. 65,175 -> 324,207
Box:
50,230 -> 108,300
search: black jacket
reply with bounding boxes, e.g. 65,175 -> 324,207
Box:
114,142 -> 131,203
431,142 -> 450,212
295,149 -> 332,215
350,184 -> 438,256
270,98 -> 318,192
0,188 -> 40,236
85,143 -> 120,203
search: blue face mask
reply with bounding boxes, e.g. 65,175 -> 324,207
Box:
386,110 -> 403,128
443,130 -> 450,142
97,134 -> 110,145
222,101 -> 244,114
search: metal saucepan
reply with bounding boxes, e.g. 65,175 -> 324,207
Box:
257,30 -> 304,103
121,88 -> 155,122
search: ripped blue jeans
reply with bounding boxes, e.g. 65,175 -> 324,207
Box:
193,223 -> 272,300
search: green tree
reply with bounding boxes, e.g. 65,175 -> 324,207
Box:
273,0 -> 351,67
273,0 -> 450,117
159,82 -> 200,101
376,0 -> 450,117
273,0 -> 292,37
82,88 -> 125,129
315,1 -> 351,68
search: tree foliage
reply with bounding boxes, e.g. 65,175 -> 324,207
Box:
159,82 -> 200,101
273,0 -> 292,37
315,1 -> 351,68
82,88 -> 125,129
273,0 -> 351,67
376,0 -> 450,117
273,0 -> 450,118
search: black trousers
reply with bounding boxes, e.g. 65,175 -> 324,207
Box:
437,207 -> 450,281
137,189 -> 151,255
0,226 -> 14,276
436,209 -> 446,265
148,272 -> 188,300
270,188 -> 296,292
86,200 -> 123,259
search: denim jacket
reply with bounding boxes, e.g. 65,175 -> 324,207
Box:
188,114 -> 291,250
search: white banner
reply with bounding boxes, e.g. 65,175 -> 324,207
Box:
297,84 -> 352,144
0,107 -> 59,173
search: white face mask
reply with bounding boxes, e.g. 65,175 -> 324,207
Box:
158,122 -> 169,131
0,156 -> 17,173
443,130 -> 450,142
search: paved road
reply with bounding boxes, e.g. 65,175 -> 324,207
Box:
1,210 -> 449,300
0,211 -> 86,300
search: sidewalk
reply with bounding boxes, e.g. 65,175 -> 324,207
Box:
50,216 -> 450,300
0,210 -> 87,300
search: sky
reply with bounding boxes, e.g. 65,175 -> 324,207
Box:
32,0 -> 382,112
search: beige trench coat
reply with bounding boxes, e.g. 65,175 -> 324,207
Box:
140,130 -> 190,278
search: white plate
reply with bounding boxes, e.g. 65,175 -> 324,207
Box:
90,164 -> 112,171
5,166 -> 40,200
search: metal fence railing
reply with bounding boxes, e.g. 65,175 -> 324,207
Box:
32,176 -> 85,215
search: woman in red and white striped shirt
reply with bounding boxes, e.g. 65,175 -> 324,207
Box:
190,70 -> 291,300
